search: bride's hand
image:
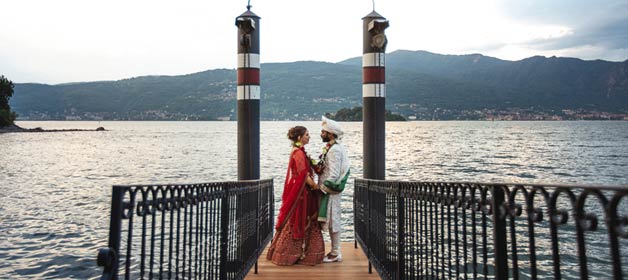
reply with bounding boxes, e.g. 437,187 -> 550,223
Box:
306,177 -> 318,190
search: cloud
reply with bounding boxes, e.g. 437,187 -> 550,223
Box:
496,0 -> 625,25
525,14 -> 628,50
496,0 -> 628,61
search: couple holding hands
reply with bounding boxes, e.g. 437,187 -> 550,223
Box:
267,116 -> 351,266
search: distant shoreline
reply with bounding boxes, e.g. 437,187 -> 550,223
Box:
0,124 -> 105,134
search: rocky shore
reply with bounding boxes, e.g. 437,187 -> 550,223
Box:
0,124 -> 105,134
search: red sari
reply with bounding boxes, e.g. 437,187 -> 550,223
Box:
267,147 -> 325,265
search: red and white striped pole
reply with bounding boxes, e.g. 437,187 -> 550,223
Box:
236,5 -> 260,180
362,11 -> 388,180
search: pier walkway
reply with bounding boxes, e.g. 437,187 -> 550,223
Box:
246,242 -> 380,279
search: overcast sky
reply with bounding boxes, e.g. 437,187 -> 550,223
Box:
1,0 -> 627,84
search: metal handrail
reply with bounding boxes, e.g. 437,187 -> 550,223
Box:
354,179 -> 628,279
97,179 -> 274,280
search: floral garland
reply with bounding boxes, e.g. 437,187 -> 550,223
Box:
310,142 -> 333,175
291,140 -> 332,175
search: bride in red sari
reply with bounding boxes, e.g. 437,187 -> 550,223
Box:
267,126 -> 325,265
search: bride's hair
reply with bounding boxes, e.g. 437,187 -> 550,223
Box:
287,126 -> 307,142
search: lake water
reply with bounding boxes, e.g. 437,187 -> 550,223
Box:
1,121 -> 627,279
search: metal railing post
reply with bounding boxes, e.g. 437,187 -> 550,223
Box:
255,181 -> 260,274
220,185 -> 230,280
97,186 -> 125,280
397,182 -> 405,280
367,180 -> 372,274
491,185 -> 508,279
608,195 -> 624,279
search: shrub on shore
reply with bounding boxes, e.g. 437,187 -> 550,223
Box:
0,75 -> 17,128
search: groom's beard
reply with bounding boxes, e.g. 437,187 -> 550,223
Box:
321,134 -> 332,142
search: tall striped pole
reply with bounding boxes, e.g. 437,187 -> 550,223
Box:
362,11 -> 388,180
236,5 -> 260,180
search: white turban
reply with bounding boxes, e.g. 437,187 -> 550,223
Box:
321,116 -> 343,139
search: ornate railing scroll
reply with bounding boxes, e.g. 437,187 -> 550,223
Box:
354,179 -> 628,280
97,179 -> 274,280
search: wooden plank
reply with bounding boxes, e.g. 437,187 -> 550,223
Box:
246,242 -> 380,279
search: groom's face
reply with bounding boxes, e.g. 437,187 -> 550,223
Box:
320,130 -> 332,142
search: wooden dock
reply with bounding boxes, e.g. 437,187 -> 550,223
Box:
246,242 -> 381,279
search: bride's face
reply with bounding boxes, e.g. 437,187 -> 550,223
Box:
299,130 -> 310,145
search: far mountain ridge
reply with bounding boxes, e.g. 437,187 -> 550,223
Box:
10,50 -> 628,121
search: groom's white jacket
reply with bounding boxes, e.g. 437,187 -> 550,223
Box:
318,142 -> 350,233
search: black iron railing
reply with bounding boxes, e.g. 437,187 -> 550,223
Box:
354,179 -> 628,279
97,179 -> 274,280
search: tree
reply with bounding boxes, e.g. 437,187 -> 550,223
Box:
0,75 -> 17,127
325,106 -> 406,121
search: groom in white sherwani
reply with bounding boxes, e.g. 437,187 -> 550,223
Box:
316,116 -> 351,263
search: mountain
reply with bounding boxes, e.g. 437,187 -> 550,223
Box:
13,70 -> 236,120
10,50 -> 628,120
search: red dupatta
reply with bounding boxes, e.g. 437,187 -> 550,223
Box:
275,146 -> 316,239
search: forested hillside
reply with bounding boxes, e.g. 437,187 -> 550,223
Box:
11,50 -> 628,120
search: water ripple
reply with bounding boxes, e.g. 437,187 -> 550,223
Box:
1,120 -> 627,279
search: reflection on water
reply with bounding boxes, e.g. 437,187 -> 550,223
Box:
1,121 -> 627,279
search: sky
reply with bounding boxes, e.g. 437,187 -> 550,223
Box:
1,0 -> 627,84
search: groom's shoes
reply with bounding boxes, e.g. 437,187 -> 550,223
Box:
322,252 -> 342,263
